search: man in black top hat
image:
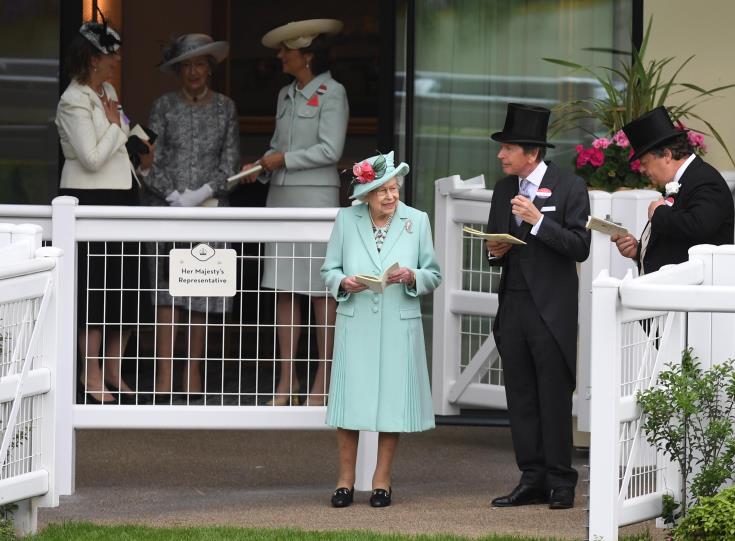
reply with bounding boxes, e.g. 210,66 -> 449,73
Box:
612,106 -> 733,274
485,103 -> 591,510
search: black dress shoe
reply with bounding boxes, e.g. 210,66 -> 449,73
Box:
330,487 -> 354,508
491,484 -> 548,507
369,487 -> 392,508
549,486 -> 575,509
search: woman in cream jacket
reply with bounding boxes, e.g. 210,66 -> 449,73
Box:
56,16 -> 152,404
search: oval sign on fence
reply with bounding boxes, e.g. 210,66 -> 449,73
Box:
168,243 -> 236,297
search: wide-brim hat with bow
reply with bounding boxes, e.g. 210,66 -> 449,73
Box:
158,34 -> 229,72
262,19 -> 343,50
350,151 -> 410,200
623,106 -> 685,162
491,103 -> 555,148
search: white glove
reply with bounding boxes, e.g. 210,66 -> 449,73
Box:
167,184 -> 214,207
165,190 -> 181,205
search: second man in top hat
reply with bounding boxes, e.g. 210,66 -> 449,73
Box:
485,103 -> 591,510
612,106 -> 734,274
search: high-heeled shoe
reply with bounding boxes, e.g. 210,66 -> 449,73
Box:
105,382 -> 137,404
77,388 -> 118,405
304,394 -> 327,406
370,487 -> 392,508
331,487 -> 354,508
266,394 -> 301,406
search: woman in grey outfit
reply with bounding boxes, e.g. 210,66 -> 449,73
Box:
144,34 -> 240,403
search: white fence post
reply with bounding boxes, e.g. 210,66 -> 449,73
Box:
35,246 -> 63,510
589,270 -> 623,541
431,178 -> 463,415
577,190 -> 612,432
50,196 -> 77,495
354,431 -> 379,492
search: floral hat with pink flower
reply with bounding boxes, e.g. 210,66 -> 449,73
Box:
349,151 -> 410,200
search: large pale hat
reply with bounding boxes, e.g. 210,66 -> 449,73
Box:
158,34 -> 229,72
350,151 -> 410,200
261,19 -> 343,49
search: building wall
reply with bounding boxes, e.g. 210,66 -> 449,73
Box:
645,0 -> 735,172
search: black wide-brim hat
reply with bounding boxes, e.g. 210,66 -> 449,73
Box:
623,106 -> 685,162
491,103 -> 555,148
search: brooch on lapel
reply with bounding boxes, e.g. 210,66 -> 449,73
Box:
405,220 -> 413,233
536,188 -> 552,199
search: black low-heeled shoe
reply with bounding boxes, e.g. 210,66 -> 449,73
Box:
330,487 -> 354,508
369,487 -> 392,508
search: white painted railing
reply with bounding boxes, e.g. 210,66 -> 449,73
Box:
430,175 -> 659,427
588,245 -> 735,540
0,223 -> 64,536
0,198 -> 381,499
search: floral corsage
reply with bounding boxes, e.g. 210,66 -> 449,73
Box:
352,161 -> 375,184
665,181 -> 680,196
351,153 -> 387,184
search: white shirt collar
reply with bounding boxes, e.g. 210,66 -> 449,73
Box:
520,160 -> 548,187
673,154 -> 696,183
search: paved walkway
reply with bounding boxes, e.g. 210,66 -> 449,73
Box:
39,426 -> 660,539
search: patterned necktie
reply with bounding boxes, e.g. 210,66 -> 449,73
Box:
515,178 -> 532,225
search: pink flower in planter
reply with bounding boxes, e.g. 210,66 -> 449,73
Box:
613,130 -> 630,148
687,131 -> 707,152
576,148 -> 591,168
589,148 -> 605,167
630,159 -> 641,172
592,137 -> 611,149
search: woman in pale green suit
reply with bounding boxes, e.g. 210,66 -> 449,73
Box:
241,19 -> 348,406
321,151 -> 442,508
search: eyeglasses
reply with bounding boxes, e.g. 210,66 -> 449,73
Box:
375,185 -> 400,197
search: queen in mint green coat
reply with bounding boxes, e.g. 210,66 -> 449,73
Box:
321,151 -> 442,507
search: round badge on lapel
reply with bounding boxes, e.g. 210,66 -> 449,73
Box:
536,188 -> 552,199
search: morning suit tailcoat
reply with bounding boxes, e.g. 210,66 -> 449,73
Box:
487,161 -> 590,489
321,201 -> 442,432
638,156 -> 734,274
487,162 -> 591,378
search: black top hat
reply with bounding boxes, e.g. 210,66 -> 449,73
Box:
491,103 -> 555,148
623,106 -> 686,162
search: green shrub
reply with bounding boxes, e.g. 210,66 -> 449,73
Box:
674,486 -> 735,540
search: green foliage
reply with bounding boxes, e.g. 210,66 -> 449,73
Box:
673,486 -> 735,540
637,348 -> 735,519
543,16 -> 735,166
0,503 -> 18,541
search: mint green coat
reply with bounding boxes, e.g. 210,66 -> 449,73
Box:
321,201 -> 442,432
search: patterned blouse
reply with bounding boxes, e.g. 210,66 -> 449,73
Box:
144,91 -> 239,206
370,212 -> 395,252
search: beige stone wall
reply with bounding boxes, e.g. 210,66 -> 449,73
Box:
645,0 -> 735,172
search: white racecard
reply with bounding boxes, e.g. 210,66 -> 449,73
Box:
169,243 -> 237,297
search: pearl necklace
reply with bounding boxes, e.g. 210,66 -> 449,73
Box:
182,86 -> 209,102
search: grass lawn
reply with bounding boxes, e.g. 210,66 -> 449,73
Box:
27,523 -> 654,541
